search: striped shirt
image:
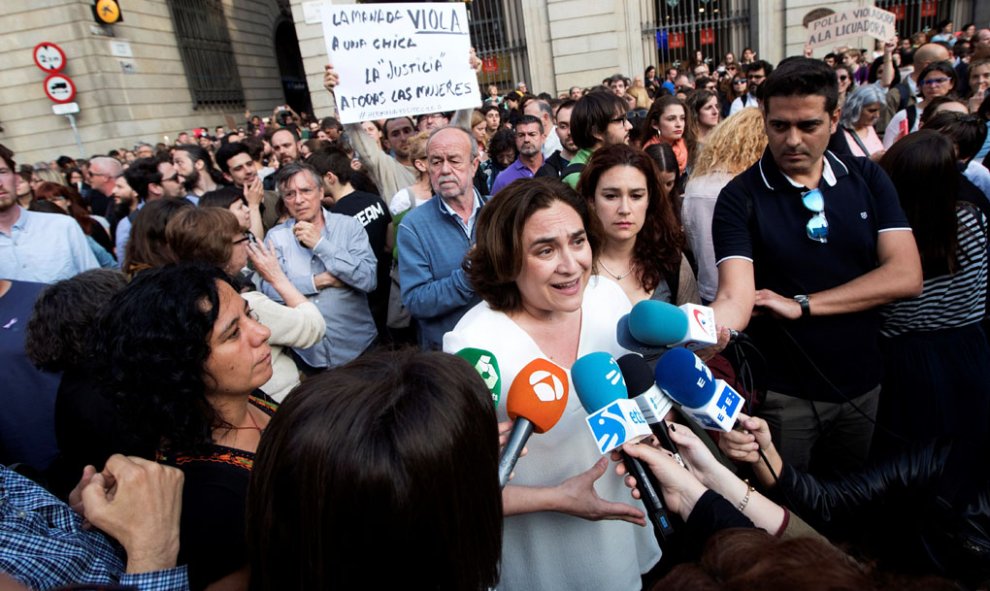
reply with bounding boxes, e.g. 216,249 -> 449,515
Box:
881,206 -> 988,337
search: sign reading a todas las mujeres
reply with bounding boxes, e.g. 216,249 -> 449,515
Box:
806,7 -> 896,50
322,3 -> 480,124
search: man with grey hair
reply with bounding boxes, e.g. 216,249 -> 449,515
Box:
85,156 -> 123,219
397,126 -> 486,349
523,98 -> 563,157
259,161 -> 378,370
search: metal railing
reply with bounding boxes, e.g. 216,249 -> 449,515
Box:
641,0 -> 751,73
166,0 -> 245,109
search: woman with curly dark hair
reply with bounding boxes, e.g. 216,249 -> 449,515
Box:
91,263 -> 274,589
578,144 -> 699,306
24,269 -> 129,497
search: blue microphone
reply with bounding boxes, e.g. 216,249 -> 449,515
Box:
628,300 -> 719,350
655,348 -> 743,432
572,352 -> 676,544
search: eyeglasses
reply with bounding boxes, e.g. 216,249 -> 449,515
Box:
802,189 -> 828,243
922,77 -> 951,86
233,231 -> 256,245
281,186 -> 319,200
609,115 -> 628,124
733,79 -> 747,84
838,75 -> 849,81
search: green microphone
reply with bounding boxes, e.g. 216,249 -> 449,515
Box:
455,347 -> 502,407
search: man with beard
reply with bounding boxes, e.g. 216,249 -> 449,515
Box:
113,158 -> 185,255
172,144 -> 220,205
542,99 -> 578,176
215,142 -> 279,233
0,143 -> 97,282
263,128 -> 301,191
491,115 -> 548,195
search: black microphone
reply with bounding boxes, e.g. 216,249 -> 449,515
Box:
617,353 -> 687,470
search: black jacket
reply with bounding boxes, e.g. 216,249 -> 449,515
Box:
774,438 -> 990,586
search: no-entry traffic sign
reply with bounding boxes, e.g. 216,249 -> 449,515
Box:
44,74 -> 77,103
33,42 -> 67,73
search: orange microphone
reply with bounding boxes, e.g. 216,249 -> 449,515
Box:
498,358 -> 569,488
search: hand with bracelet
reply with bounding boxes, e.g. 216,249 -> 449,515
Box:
615,422 -> 787,534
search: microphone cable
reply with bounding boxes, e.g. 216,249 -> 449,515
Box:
771,321 -> 910,445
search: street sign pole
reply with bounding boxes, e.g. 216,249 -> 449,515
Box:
65,113 -> 85,159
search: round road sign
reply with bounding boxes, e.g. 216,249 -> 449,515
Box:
44,74 -> 77,104
33,42 -> 67,73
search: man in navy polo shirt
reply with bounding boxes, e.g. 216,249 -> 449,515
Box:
710,57 -> 922,475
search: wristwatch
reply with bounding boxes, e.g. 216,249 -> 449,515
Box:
793,295 -> 811,318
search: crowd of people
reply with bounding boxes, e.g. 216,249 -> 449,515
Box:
2,22 -> 990,591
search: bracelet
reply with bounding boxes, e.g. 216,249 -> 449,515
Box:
737,482 -> 755,513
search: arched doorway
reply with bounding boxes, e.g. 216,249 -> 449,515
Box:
274,18 -> 312,115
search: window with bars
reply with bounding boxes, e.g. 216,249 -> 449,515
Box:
166,0 -> 245,108
643,0 -> 751,72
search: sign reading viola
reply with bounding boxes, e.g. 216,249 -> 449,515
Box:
323,3 -> 480,124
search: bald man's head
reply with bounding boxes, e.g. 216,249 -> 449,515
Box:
912,43 -> 952,79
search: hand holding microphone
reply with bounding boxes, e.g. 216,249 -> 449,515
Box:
718,413 -> 783,488
612,439 -> 708,523
616,354 -> 683,468
572,352 -> 675,542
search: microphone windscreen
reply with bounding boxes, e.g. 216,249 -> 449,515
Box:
505,358 -> 569,433
616,314 -> 668,356
455,347 -> 502,407
571,352 -> 627,412
616,353 -> 654,397
628,300 -> 689,346
654,347 -> 716,408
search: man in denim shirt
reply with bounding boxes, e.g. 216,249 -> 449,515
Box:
260,162 -> 377,370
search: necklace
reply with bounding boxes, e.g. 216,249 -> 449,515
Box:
599,258 -> 633,281
230,407 -> 263,432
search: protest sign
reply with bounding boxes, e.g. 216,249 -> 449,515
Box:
806,7 -> 896,49
323,3 -> 480,124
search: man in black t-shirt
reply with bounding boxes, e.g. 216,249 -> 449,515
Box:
308,149 -> 393,341
710,58 -> 922,475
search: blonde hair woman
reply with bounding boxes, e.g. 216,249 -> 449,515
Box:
681,109 -> 768,302
388,131 -> 432,217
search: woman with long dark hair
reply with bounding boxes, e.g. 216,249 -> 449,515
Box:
874,129 -> 990,453
641,95 -> 691,175
122,198 -> 193,276
247,349 -> 502,590
579,144 -> 698,306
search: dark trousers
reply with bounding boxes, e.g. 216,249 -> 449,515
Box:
759,385 -> 880,476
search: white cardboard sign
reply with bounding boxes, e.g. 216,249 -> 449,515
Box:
323,3 -> 480,124
806,7 -> 896,49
